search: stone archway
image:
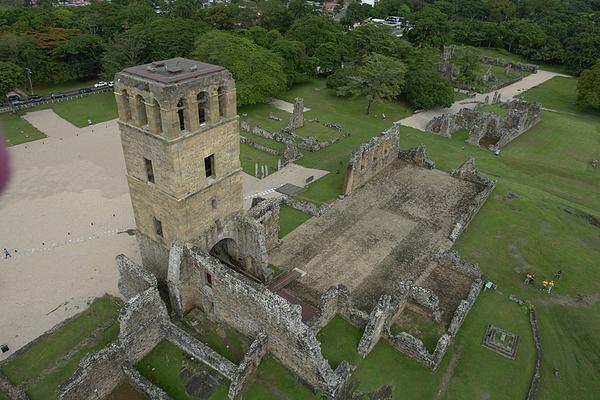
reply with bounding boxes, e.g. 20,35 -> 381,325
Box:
210,238 -> 242,269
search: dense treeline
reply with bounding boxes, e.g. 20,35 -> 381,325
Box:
1,0 -> 599,109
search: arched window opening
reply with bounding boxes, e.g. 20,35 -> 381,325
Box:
197,92 -> 208,125
136,95 -> 147,126
177,99 -> 185,132
121,90 -> 131,121
153,99 -> 162,133
217,86 -> 227,118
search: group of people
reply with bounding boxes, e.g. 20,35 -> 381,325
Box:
524,270 -> 562,293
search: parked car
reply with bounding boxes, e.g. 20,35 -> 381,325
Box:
78,88 -> 92,94
51,93 -> 65,99
6,92 -> 21,104
108,81 -> 114,87
28,94 -> 43,102
94,81 -> 108,88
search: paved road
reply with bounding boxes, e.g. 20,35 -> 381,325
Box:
398,70 -> 572,131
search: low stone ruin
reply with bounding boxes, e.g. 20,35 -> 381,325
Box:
425,100 -> 542,150
288,97 -> 305,129
398,144 -> 435,170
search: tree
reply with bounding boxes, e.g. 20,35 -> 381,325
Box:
53,33 -> 104,79
193,31 -> 287,105
403,65 -> 453,109
407,6 -> 452,47
101,30 -> 149,79
271,39 -> 316,84
315,42 -> 340,74
335,53 -> 406,114
287,16 -> 343,56
453,47 -> 479,84
577,59 -> 600,109
0,61 -> 23,98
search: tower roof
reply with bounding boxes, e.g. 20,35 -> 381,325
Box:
122,58 -> 226,84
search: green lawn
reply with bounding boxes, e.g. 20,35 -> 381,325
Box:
0,296 -> 121,400
477,103 -> 507,116
136,340 -> 229,400
239,102 -> 289,133
469,46 -> 571,75
239,142 -> 281,176
278,205 -> 311,238
243,356 -> 317,399
0,112 -> 46,146
31,92 -> 118,128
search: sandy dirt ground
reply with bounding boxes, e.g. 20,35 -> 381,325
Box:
0,109 -> 328,360
269,160 -> 481,312
269,98 -> 310,113
398,69 -> 571,130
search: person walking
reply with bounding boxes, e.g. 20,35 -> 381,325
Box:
3,248 -> 11,259
555,270 -> 562,280
548,280 -> 555,294
542,280 -> 548,291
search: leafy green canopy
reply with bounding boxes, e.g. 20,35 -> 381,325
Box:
577,59 -> 600,109
193,30 -> 287,105
0,61 -> 23,98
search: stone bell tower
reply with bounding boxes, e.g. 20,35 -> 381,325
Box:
114,58 -> 243,282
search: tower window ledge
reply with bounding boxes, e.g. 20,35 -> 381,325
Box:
206,176 -> 216,186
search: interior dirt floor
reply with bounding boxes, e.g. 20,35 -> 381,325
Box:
269,160 -> 483,313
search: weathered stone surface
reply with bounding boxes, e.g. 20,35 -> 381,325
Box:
240,135 -> 281,156
228,332 -> 268,399
426,100 -> 542,149
434,250 -> 483,279
123,364 -> 172,400
343,125 -> 400,195
447,278 -> 483,336
167,243 -> 352,397
358,295 -> 391,357
117,254 -> 158,300
398,144 -> 435,169
0,372 -> 29,400
288,97 -> 304,129
247,198 -> 281,250
527,305 -> 542,400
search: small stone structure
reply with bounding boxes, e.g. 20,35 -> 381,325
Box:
398,144 -> 435,170
425,100 -> 542,149
481,325 -> 520,359
288,97 -> 305,129
342,124 -> 400,195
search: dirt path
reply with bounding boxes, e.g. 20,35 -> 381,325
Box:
398,70 -> 572,131
434,348 -> 461,400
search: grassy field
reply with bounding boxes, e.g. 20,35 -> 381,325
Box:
31,77 -> 99,96
38,92 -> 118,127
0,296 -> 121,399
469,46 -> 571,75
477,103 -> 507,115
136,340 -> 229,400
278,205 -> 311,238
239,142 -> 281,176
0,112 -> 46,146
243,356 -> 317,399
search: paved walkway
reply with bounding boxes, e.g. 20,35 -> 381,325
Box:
241,163 -> 328,208
398,70 -> 572,131
269,98 -> 310,113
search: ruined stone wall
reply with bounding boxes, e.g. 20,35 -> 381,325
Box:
228,332 -> 269,399
239,135 -> 281,156
447,279 -> 483,336
479,56 -> 538,73
426,101 -> 541,149
343,125 -> 400,195
247,198 -> 281,250
281,195 -> 333,217
398,144 -> 435,169
288,97 -> 305,129
309,285 -> 369,332
117,254 -> 158,300
385,332 -> 452,370
435,250 -> 483,279
449,158 -> 496,242
357,296 -> 392,357
167,243 -> 351,397
122,365 -> 171,400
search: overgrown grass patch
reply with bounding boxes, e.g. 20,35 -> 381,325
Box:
30,92 -> 118,127
0,112 -> 46,146
0,296 -> 121,385
136,340 -> 229,400
477,103 -> 507,116
239,142 -> 281,176
278,205 -> 311,238
243,356 -> 316,400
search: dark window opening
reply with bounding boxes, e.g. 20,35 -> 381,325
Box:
154,217 -> 163,237
144,158 -> 154,183
211,197 -> 218,209
204,154 -> 215,178
218,87 -> 226,118
206,272 -> 213,287
136,95 -> 147,126
177,99 -> 185,131
197,92 -> 208,124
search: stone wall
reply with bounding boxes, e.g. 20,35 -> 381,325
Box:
448,158 -> 496,242
343,125 -> 400,195
228,332 -> 269,399
122,365 -> 171,400
398,144 -> 435,169
357,296 -> 392,357
167,243 -> 352,397
117,254 -> 158,300
309,285 -> 370,332
426,100 -> 542,149
447,279 -> 483,336
281,195 -> 333,217
288,97 -> 305,129
239,135 -> 281,156
479,56 -> 538,73
435,250 -> 483,279
385,332 -> 451,370
247,198 -> 281,250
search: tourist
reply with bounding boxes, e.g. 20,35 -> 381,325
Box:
542,280 -> 548,291
548,280 -> 555,294
3,248 -> 11,259
555,270 -> 562,280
